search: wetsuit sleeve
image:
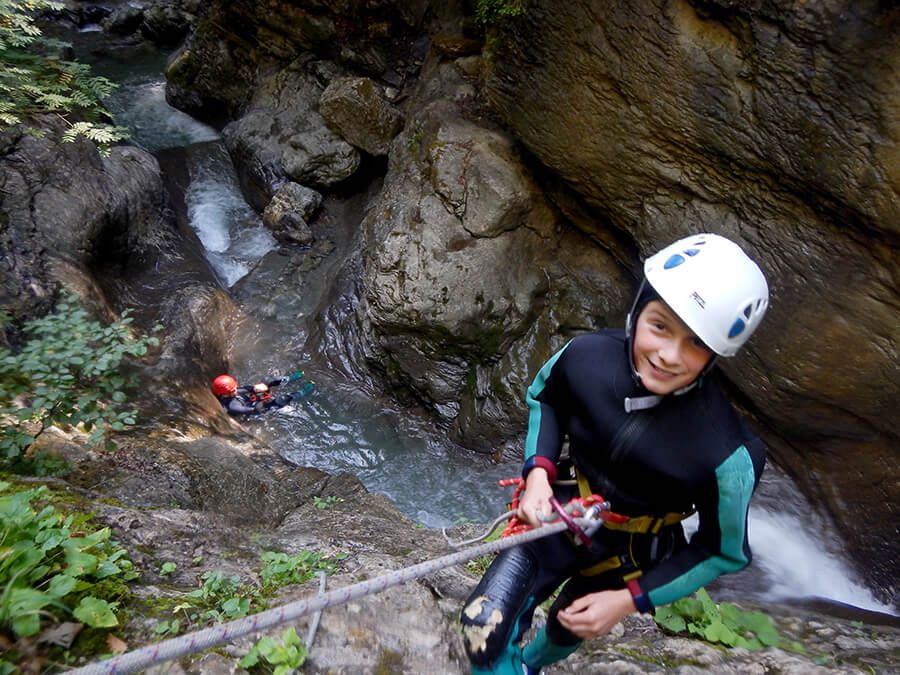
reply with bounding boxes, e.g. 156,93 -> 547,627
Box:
521,340 -> 573,483
632,441 -> 765,611
225,397 -> 258,415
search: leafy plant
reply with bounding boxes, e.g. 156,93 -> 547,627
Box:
654,587 -> 803,652
150,549 -> 344,644
152,618 -> 180,637
0,0 -> 129,153
239,627 -> 308,675
312,495 -> 340,510
183,570 -> 256,624
0,481 -> 137,643
259,550 -> 344,592
474,0 -> 526,26
0,290 -> 160,467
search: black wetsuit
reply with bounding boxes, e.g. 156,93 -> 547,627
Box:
461,329 -> 766,671
218,376 -> 308,416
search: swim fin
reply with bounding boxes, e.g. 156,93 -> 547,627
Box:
290,381 -> 315,401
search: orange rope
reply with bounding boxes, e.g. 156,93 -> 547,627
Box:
496,477 -> 629,539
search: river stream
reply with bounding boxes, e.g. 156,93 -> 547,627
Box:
74,28 -> 895,617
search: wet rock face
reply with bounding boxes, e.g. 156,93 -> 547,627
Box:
262,182 -> 323,245
221,63 -> 361,211
164,0 -> 429,123
0,116 -> 238,430
0,118 -> 167,323
319,76 -> 405,155
330,55 -> 633,448
482,0 -> 898,594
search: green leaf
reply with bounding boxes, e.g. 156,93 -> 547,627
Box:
239,649 -> 260,668
46,573 -> 77,597
12,612 -> 41,638
159,562 -> 177,576
654,606 -> 686,633
696,587 -> 718,617
72,596 -> 118,628
255,635 -> 277,657
63,547 -> 98,577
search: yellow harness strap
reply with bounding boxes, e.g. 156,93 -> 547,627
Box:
575,469 -> 692,534
573,467 -> 692,579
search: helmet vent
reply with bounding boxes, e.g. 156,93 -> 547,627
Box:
684,248 -> 700,256
743,304 -> 753,319
664,254 -> 685,269
728,318 -> 746,338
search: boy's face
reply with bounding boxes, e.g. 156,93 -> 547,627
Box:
632,300 -> 713,395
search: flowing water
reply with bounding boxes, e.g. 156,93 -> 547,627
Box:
78,33 -> 895,617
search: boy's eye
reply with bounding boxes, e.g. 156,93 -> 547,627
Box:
652,322 -> 667,331
691,337 -> 707,348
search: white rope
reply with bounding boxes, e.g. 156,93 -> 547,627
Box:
304,571 -> 327,649
68,515 -> 601,674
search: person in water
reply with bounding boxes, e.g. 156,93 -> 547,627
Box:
211,371 -> 315,416
460,233 -> 770,674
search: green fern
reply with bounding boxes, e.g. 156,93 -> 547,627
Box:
0,0 -> 128,154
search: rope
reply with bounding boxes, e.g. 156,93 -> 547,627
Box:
304,571 -> 327,648
67,514 -> 603,675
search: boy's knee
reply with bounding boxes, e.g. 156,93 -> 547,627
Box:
460,594 -> 511,667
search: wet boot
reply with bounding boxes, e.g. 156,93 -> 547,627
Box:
521,626 -> 581,672
471,642 -> 527,675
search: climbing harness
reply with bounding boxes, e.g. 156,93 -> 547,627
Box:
449,476 -> 691,583
496,477 -> 630,542
67,495 -> 613,675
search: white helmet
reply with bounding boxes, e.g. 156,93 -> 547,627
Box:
642,233 -> 769,357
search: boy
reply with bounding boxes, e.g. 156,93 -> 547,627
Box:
460,233 -> 770,674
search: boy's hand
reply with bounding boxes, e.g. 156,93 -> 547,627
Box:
517,468 -> 554,528
556,588 -> 636,638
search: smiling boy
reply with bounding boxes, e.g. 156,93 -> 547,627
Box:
460,233 -> 770,674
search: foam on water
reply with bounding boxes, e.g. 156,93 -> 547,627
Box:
184,145 -> 276,286
749,508 -> 895,614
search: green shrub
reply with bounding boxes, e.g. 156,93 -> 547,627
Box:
654,587 -> 804,652
0,480 -> 137,670
154,549 -> 346,639
0,0 -> 128,153
0,291 -> 160,467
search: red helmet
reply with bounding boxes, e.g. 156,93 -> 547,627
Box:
212,374 -> 238,396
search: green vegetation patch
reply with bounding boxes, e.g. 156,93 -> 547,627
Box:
0,0 -> 128,155
654,587 -> 804,653
150,549 -> 347,640
240,627 -> 308,674
0,480 -> 138,670
474,0 -> 526,26
0,0 -> 129,152
0,290 -> 160,469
